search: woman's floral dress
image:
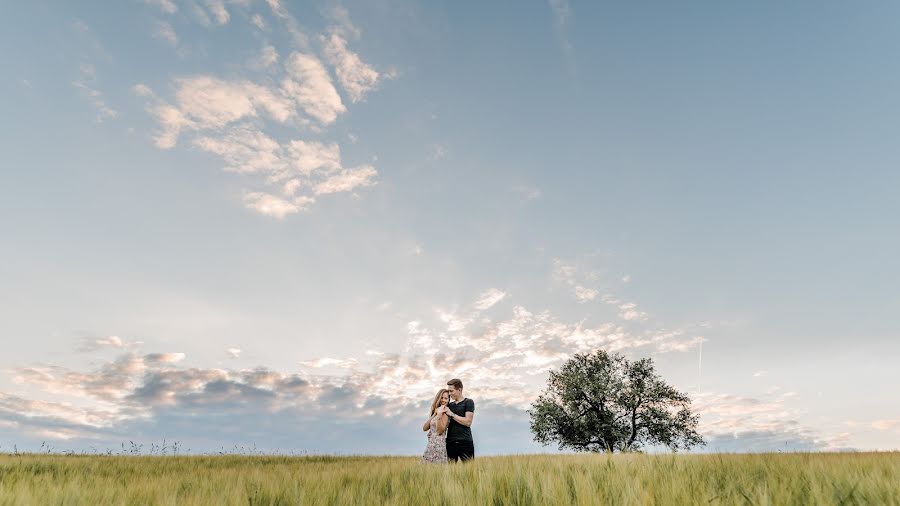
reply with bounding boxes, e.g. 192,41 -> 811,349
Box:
421,413 -> 448,464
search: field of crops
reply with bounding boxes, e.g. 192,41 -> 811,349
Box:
1,452 -> 898,505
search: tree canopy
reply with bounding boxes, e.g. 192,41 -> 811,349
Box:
528,350 -> 704,453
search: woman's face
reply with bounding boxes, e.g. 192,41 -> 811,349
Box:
440,392 -> 449,406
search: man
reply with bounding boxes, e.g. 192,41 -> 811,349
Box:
445,378 -> 475,462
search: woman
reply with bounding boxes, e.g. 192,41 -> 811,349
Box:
421,388 -> 450,464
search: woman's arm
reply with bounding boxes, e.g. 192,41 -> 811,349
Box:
423,415 -> 433,432
436,413 -> 449,434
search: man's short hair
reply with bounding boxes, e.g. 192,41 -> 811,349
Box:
447,378 -> 463,391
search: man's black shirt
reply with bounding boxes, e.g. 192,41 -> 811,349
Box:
446,397 -> 475,442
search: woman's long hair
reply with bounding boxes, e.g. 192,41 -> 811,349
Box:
430,388 -> 449,416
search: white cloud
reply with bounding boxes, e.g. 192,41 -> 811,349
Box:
144,0 -> 177,14
283,53 -> 346,124
251,14 -> 266,30
259,44 -> 279,67
193,126 -> 284,174
573,286 -> 598,303
72,63 -> 117,123
149,104 -> 195,149
512,185 -> 542,200
135,4 -> 387,217
242,192 -> 303,218
173,76 -> 290,130
300,357 -> 358,369
264,0 -> 309,48
474,288 -> 507,311
428,144 -> 447,161
752,370 -> 769,378
872,419 -> 900,432
617,302 -> 648,321
285,140 -> 342,175
1,273 -> 730,450
313,165 -> 377,195
153,21 -> 178,46
695,391 -> 852,452
132,83 -> 154,97
76,336 -> 123,352
203,0 -> 229,25
324,4 -> 361,40
322,33 -> 379,103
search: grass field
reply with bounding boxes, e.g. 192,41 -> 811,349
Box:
0,452 -> 898,505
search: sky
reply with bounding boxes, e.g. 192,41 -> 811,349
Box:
1,0 -> 899,455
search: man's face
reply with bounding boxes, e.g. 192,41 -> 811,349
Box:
448,384 -> 461,400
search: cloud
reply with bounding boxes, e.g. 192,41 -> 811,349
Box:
573,286 -> 598,303
474,289 -> 507,311
242,192 -> 304,218
145,353 -> 186,364
322,32 -> 379,103
172,76 -> 293,131
72,63 -> 117,123
264,0 -> 310,48
259,44 -> 279,67
616,302 -> 648,321
312,165 -> 377,195
548,0 -> 575,74
0,272 -> 751,454
694,391 -> 852,452
188,125 -> 376,212
144,0 -> 177,14
871,419 -> 900,432
753,370 -> 769,378
428,144 -> 447,161
203,0 -> 229,25
153,21 -> 178,46
132,83 -> 154,97
283,52 -> 346,124
134,4 -> 388,217
192,126 -> 286,174
512,185 -> 542,200
552,258 -> 605,304
75,335 -> 143,352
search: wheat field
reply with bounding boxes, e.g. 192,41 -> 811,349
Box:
0,452 -> 898,505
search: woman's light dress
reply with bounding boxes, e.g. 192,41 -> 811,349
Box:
421,413 -> 448,464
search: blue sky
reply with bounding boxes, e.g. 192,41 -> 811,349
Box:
1,0 -> 898,455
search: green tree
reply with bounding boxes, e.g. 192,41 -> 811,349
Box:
528,350 -> 704,453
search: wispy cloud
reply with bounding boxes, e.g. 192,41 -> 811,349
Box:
153,21 -> 178,47
144,0 -> 177,14
322,32 -> 379,103
696,391 -> 854,452
512,185 -> 542,201
548,0 -> 575,74
203,0 -> 230,25
131,3 -> 387,217
474,288 -> 507,311
72,62 -> 117,123
2,276 -> 714,448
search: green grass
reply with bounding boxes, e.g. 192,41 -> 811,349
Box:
0,452 -> 897,505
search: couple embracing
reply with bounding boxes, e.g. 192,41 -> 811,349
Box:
421,378 -> 475,464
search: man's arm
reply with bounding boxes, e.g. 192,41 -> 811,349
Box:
450,411 -> 473,427
449,400 -> 474,427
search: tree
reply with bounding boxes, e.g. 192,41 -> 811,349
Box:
528,350 -> 704,453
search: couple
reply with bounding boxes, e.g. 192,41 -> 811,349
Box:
421,378 -> 475,464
